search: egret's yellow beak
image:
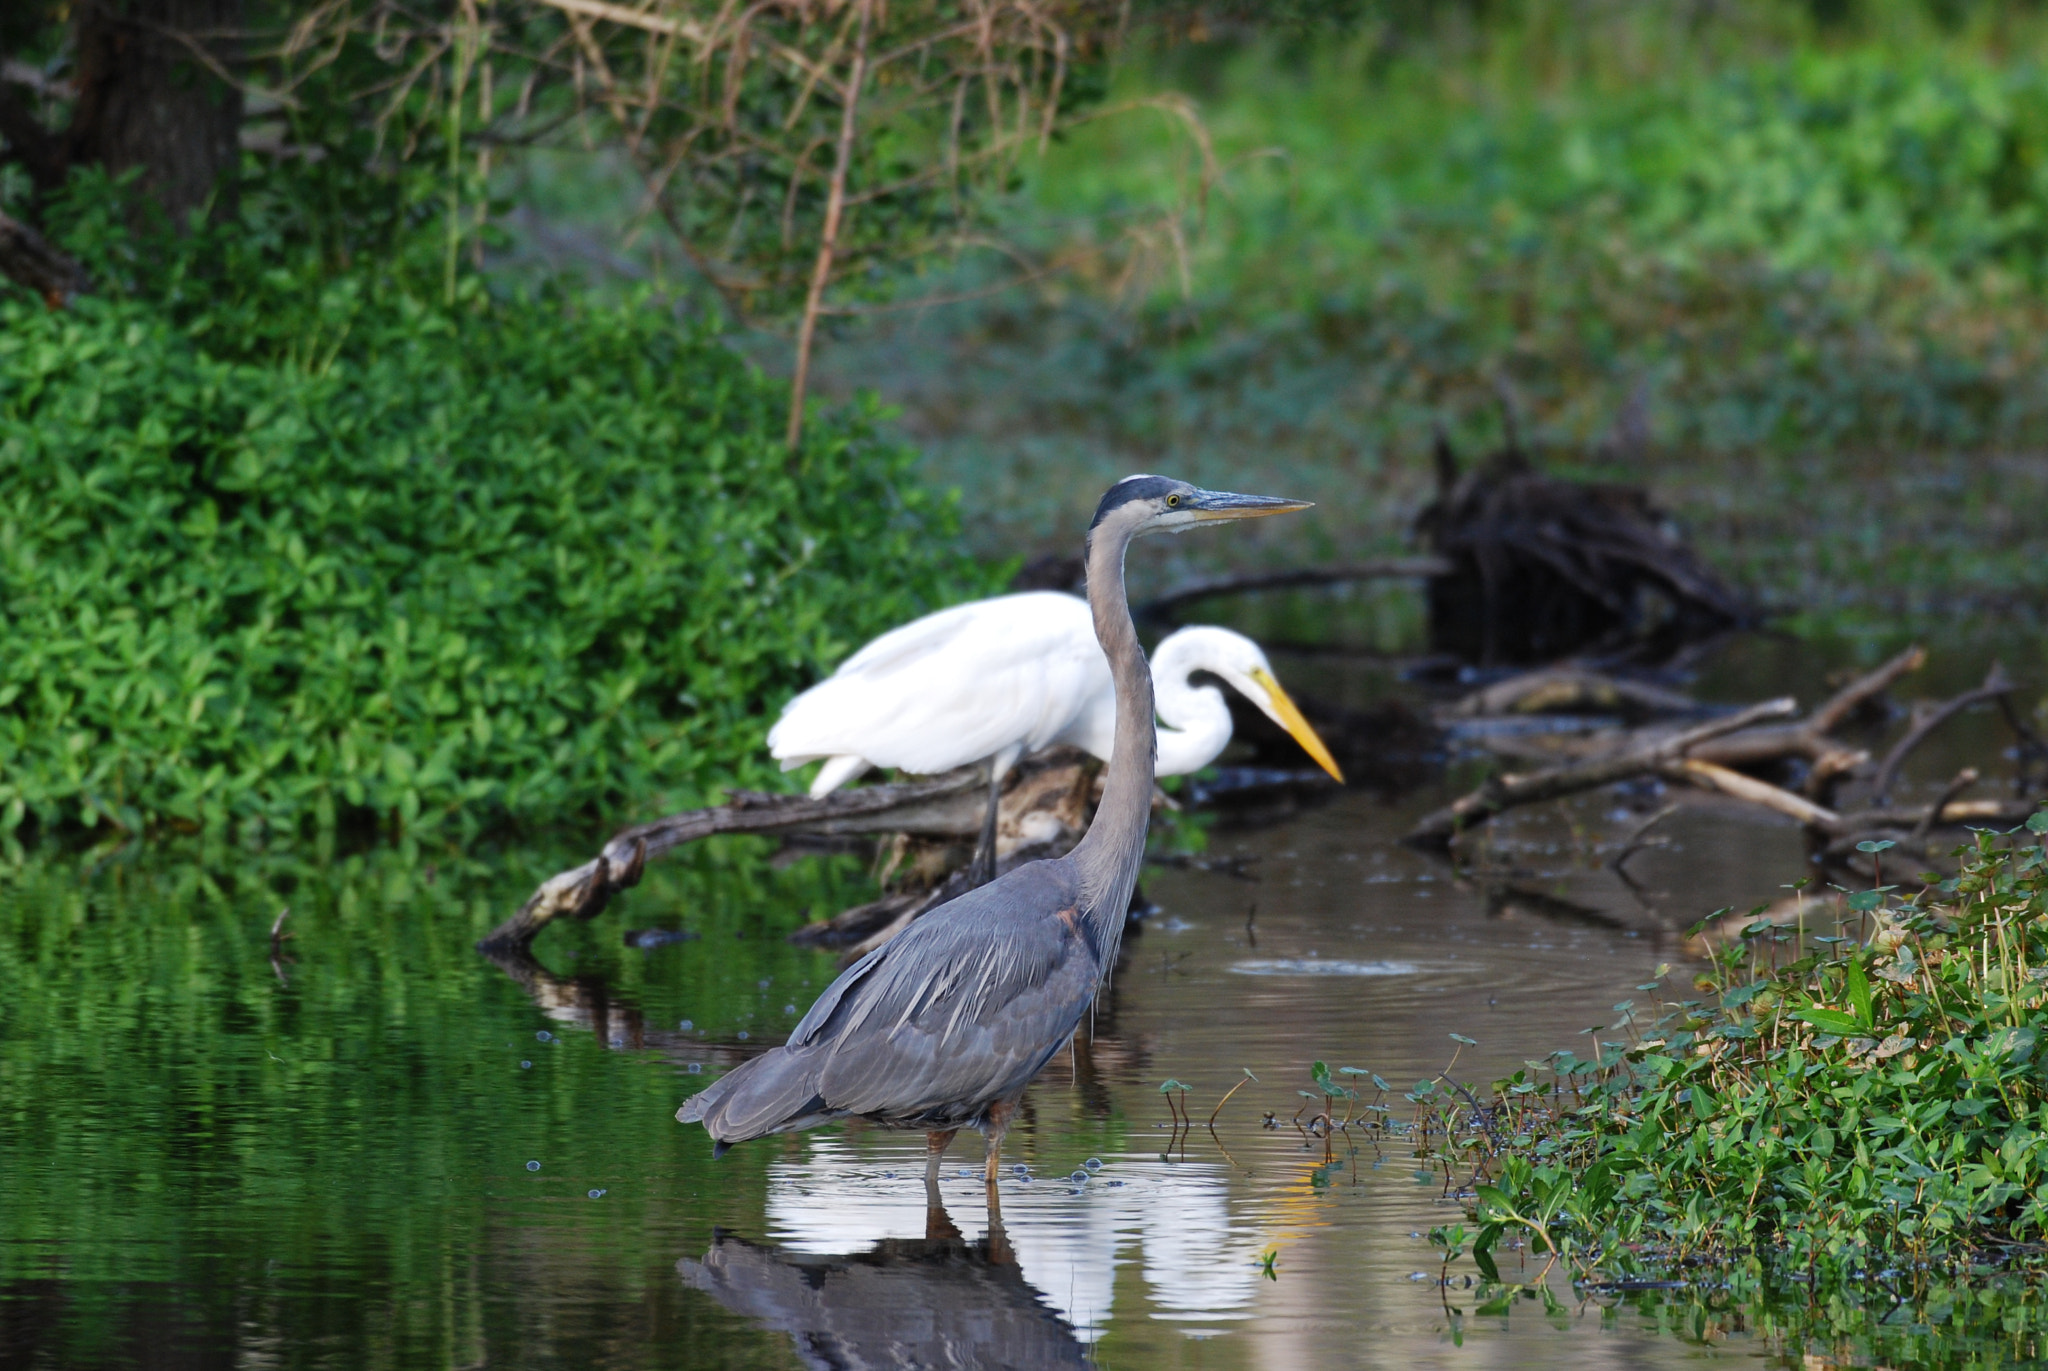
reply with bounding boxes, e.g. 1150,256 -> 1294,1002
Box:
1249,667 -> 1345,783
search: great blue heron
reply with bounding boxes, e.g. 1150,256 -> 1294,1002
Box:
678,475 -> 1310,1182
768,593 -> 1342,883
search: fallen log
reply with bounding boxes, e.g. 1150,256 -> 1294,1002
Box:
1664,758 -> 1841,828
1447,645 -> 1922,791
478,769 -> 988,950
1407,640 -> 2039,870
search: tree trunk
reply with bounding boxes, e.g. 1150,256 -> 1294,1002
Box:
68,0 -> 245,228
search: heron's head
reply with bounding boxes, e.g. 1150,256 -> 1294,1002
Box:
1159,627 -> 1346,783
1088,475 -> 1311,542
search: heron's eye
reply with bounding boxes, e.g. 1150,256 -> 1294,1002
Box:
1166,494 -> 1180,507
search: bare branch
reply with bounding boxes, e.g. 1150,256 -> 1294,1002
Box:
785,0 -> 871,450
0,210 -> 89,306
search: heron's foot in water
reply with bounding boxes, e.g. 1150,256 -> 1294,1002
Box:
981,1099 -> 1017,1184
924,1128 -> 957,1184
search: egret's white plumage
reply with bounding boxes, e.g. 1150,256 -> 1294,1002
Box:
767,592 -> 1341,795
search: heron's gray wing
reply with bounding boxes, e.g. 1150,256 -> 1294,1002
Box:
808,861 -> 1096,1120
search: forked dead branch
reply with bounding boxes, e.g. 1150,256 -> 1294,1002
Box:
1406,644 -> 2044,872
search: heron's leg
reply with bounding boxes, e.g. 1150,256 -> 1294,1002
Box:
924,1128 -> 957,1185
981,1098 -> 1017,1185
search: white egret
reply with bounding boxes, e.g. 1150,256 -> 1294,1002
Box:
767,590 -> 1343,881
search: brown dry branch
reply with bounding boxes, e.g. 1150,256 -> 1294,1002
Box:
1871,662 -> 2015,802
1663,758 -> 1840,828
0,210 -> 88,305
1404,698 -> 1798,848
482,746 -> 1102,952
260,2 -> 1194,448
478,768 -> 988,949
785,0 -> 871,450
1410,642 -> 2042,875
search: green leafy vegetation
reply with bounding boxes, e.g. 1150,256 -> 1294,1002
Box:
824,3 -> 2048,641
0,176 -> 990,840
1469,816 -> 2048,1284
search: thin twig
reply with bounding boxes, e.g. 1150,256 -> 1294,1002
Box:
1872,664 -> 2015,803
785,0 -> 871,451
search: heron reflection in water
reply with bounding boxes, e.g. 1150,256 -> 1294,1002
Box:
681,1183 -> 1089,1370
679,477 -> 1312,1184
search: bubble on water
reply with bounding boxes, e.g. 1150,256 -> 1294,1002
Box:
678,1019 -> 693,1031
526,1160 -> 541,1172
736,1031 -> 750,1041
783,1004 -> 797,1015
1106,1180 -> 1125,1187
1084,1158 -> 1103,1170
1012,1164 -> 1029,1176
958,1168 -> 976,1179
520,1060 -> 532,1070
687,1063 -> 702,1074
587,1189 -> 606,1199
535,1030 -> 553,1042
1069,1171 -> 1089,1184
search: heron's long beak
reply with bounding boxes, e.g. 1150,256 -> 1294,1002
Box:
1249,667 -> 1345,783
1188,489 -> 1314,521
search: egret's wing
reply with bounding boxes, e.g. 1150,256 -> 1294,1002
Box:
768,593 -> 1104,776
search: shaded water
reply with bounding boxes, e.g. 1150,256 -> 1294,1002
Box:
2,632 -> 2042,1369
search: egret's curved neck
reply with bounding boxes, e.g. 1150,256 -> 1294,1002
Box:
1151,640 -> 1234,777
1068,507 -> 1154,970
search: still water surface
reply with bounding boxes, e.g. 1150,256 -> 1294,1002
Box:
0,633 -> 2033,1368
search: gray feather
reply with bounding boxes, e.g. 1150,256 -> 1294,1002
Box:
685,860 -> 1097,1144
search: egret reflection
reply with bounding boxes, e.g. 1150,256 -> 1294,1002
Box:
762,1135 -> 1265,1341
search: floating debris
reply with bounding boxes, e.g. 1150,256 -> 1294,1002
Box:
1229,959 -> 1420,977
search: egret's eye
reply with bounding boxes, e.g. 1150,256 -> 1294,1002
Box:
1166,494 -> 1181,507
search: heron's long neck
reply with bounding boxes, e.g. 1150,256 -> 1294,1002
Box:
1068,513 -> 1154,970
